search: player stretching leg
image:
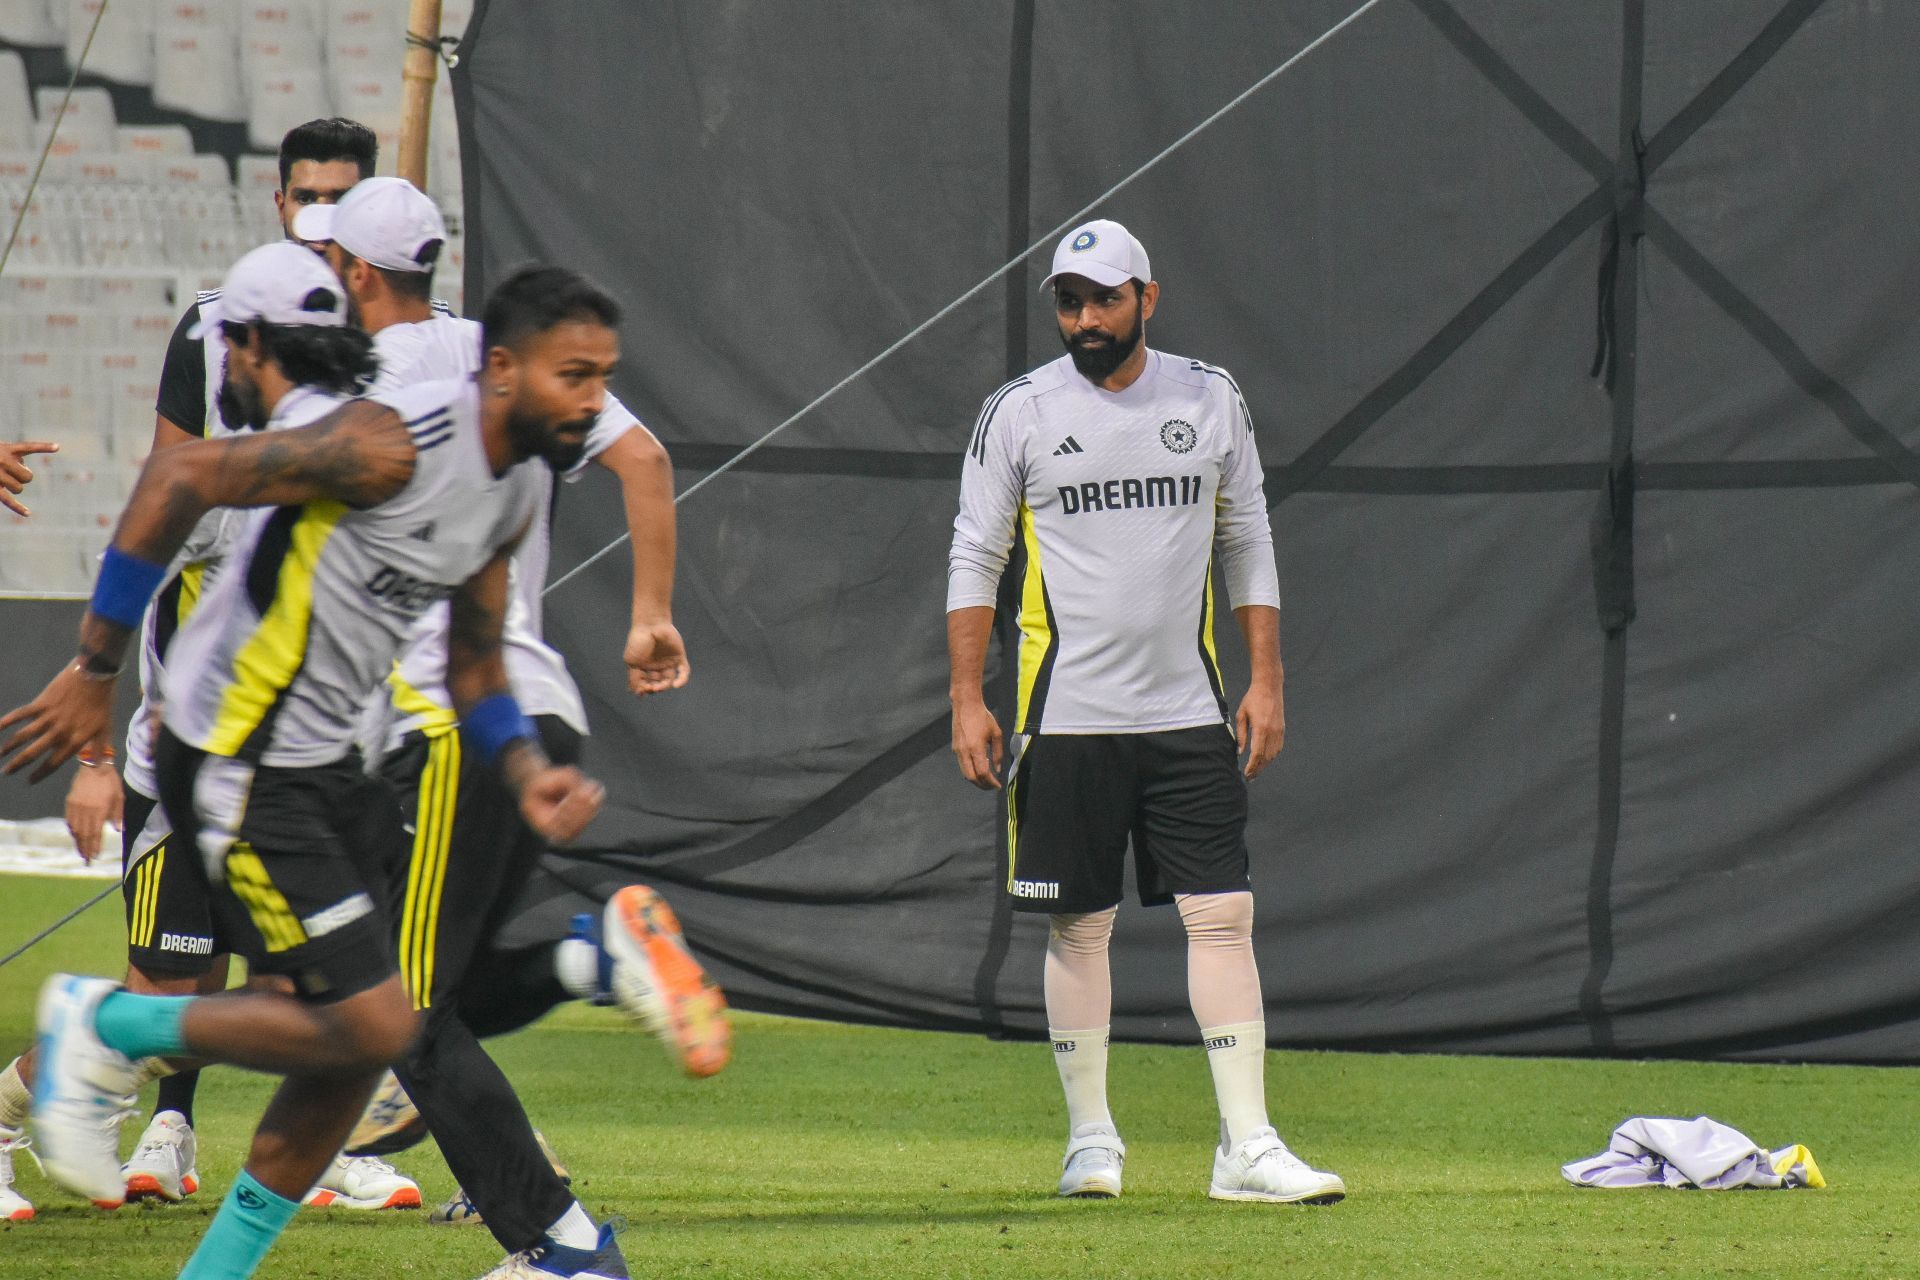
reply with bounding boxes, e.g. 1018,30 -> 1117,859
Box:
0,260 -> 619,1279
948,220 -> 1346,1205
0,119 -> 418,1219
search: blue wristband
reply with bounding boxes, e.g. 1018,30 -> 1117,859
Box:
90,546 -> 168,630
462,693 -> 536,764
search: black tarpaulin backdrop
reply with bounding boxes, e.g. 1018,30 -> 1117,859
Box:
445,0 -> 1920,1061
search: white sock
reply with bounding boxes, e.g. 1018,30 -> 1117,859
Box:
546,1199 -> 598,1249
1049,1027 -> 1113,1135
555,938 -> 599,1000
0,1058 -> 28,1130
1201,1021 -> 1269,1149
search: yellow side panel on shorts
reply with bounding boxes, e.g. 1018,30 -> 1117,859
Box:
400,733 -> 460,1009
204,501 -> 348,757
1005,765 -> 1022,892
1015,503 -> 1050,730
388,665 -> 458,739
225,842 -> 308,953
130,843 -> 164,948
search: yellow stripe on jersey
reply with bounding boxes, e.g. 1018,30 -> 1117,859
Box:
204,501 -> 348,757
176,562 -> 206,624
388,665 -> 458,739
1015,503 -> 1052,731
399,733 -> 459,1009
225,842 -> 307,953
1201,564 -> 1222,687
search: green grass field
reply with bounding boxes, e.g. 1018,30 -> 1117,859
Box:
0,874 -> 1913,1278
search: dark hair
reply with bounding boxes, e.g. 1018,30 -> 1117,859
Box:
223,320 -> 380,397
481,265 -> 621,355
339,247 -> 436,302
278,118 -> 378,188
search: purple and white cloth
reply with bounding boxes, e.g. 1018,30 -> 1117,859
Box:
1562,1116 -> 1824,1190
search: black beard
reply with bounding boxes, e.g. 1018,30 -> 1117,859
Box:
1063,314 -> 1143,381
217,375 -> 269,431
507,410 -> 592,472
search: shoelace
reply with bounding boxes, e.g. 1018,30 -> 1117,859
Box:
0,1131 -> 44,1181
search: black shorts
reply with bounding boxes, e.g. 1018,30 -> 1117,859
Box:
379,716 -> 581,1013
121,787 -> 223,976
154,729 -> 409,1003
1004,725 -> 1251,914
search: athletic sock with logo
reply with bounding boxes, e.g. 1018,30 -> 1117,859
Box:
0,1057 -> 29,1129
178,1169 -> 298,1280
1200,1020 -> 1269,1150
1049,1027 -> 1114,1134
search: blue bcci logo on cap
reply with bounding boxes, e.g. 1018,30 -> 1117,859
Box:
1070,230 -> 1098,253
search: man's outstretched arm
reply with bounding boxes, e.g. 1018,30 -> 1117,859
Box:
0,402 -> 415,780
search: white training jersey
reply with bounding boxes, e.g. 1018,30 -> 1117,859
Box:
124,386 -> 353,794
364,311 -> 640,746
947,349 -> 1280,736
161,378 -> 544,768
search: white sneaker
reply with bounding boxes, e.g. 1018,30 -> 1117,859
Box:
1058,1124 -> 1125,1198
344,1070 -> 427,1157
31,974 -> 139,1209
301,1154 -> 423,1210
122,1110 -> 199,1202
1208,1126 -> 1346,1204
478,1223 -> 629,1279
0,1123 -> 37,1221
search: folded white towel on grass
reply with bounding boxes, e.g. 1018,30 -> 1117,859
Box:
1562,1115 -> 1824,1190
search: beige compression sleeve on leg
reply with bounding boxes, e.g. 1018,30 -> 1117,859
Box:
1177,891 -> 1270,1147
1046,907 -> 1117,1134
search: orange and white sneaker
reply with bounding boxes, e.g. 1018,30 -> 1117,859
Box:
576,886 -> 731,1078
122,1110 -> 198,1202
301,1154 -> 422,1210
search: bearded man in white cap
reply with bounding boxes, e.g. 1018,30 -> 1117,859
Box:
947,219 -> 1345,1205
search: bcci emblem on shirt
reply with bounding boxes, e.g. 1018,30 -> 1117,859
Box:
1161,419 -> 1197,453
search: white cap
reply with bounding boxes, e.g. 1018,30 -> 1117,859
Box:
1039,218 -> 1151,292
292,175 -> 447,273
188,241 -> 350,338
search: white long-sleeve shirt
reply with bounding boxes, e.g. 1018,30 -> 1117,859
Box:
948,349 -> 1279,735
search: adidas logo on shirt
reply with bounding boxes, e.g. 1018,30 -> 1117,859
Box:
1052,436 -> 1085,456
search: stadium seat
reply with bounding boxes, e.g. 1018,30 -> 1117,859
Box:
117,123 -> 195,155
153,23 -> 247,122
65,0 -> 154,87
236,151 -> 282,239
241,0 -> 323,82
0,0 -> 62,46
0,52 -> 32,151
33,84 -> 115,152
247,66 -> 330,149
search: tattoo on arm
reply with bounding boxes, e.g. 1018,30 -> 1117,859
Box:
109,402 -> 417,565
444,551 -> 512,713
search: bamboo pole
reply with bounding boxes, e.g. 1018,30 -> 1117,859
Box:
396,0 -> 443,189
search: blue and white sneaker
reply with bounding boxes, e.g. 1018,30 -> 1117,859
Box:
478,1223 -> 629,1278
32,975 -> 139,1208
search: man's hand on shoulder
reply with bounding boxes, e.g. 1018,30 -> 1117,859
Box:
0,441 -> 58,517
